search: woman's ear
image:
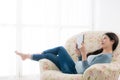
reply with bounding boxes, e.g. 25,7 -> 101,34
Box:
111,40 -> 115,44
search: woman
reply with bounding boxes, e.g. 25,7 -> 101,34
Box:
15,32 -> 119,74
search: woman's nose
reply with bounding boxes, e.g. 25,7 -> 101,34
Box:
101,39 -> 103,42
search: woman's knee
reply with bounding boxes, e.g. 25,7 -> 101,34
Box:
58,46 -> 65,51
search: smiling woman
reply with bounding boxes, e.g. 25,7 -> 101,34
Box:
15,32 -> 119,75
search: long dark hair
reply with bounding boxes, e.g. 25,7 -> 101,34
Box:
87,32 -> 119,57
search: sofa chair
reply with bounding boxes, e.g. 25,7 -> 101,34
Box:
39,31 -> 120,80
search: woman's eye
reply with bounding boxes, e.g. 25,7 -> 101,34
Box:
104,37 -> 107,39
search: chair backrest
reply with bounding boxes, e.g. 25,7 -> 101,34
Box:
65,31 -> 120,62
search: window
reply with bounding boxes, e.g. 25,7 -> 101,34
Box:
0,0 -> 92,77
0,0 -> 16,77
0,26 -> 16,76
22,0 -> 59,25
0,0 -> 16,24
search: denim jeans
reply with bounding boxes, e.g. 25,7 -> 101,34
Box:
32,46 -> 77,74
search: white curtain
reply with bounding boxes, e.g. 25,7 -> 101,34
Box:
0,0 -> 16,77
0,0 -> 92,77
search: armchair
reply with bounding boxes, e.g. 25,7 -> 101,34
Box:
39,31 -> 120,80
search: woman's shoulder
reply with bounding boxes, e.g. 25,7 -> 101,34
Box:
101,53 -> 113,57
95,53 -> 113,61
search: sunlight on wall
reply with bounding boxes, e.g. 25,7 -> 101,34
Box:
0,0 -> 16,24
0,26 -> 16,76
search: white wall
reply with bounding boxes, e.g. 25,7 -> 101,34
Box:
1,0 -> 120,78
94,0 -> 120,33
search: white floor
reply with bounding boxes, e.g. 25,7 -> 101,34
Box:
0,75 -> 120,80
0,75 -> 40,80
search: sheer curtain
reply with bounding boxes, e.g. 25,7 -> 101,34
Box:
0,0 -> 92,77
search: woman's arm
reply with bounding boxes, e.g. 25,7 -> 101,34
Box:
79,43 -> 90,73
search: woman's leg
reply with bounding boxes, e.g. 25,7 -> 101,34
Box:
32,53 -> 61,70
16,50 -> 61,70
33,46 -> 77,74
56,47 -> 77,74
15,46 -> 62,60
16,46 -> 77,74
42,46 -> 64,55
15,51 -> 31,60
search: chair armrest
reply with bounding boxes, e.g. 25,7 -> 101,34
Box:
39,59 -> 60,72
83,62 -> 120,80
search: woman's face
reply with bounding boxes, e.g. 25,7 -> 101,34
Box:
101,35 -> 114,49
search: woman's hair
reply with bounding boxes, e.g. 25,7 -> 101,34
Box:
87,32 -> 119,57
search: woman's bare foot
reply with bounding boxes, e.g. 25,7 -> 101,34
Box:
15,51 -> 31,60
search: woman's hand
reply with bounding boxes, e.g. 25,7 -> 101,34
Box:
75,44 -> 81,56
79,43 -> 87,61
79,43 -> 86,55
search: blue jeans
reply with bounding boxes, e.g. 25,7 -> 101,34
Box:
32,46 -> 77,74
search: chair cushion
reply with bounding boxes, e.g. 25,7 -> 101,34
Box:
41,70 -> 84,80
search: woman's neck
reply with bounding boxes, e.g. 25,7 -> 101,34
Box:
102,48 -> 113,53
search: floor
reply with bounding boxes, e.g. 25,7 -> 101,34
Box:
0,75 -> 120,80
0,75 -> 40,80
